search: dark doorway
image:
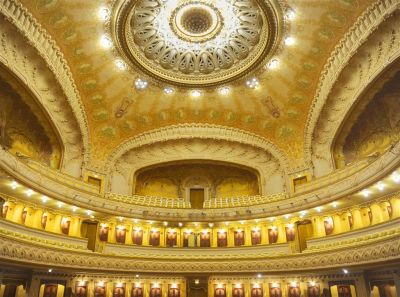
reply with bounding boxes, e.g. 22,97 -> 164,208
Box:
190,189 -> 204,209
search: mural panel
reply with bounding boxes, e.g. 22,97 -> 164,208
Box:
0,66 -> 61,168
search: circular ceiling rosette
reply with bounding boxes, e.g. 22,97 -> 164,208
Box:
111,0 -> 283,88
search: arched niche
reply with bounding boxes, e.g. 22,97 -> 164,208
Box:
108,133 -> 286,196
0,65 -> 62,168
333,64 -> 400,168
133,161 -> 261,202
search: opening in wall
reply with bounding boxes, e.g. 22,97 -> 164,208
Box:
190,188 -> 204,209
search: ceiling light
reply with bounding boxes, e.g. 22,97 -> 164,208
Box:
194,279 -> 200,285
267,59 -> 279,69
257,274 -> 262,279
57,202 -> 63,208
86,210 -> 93,216
194,222 -> 199,227
48,268 -> 53,273
119,217 -> 124,222
240,220 -> 245,224
41,196 -> 48,203
285,36 -> 295,46
392,172 -> 400,183
284,214 -> 290,219
100,35 -> 112,49
208,223 -> 214,228
246,77 -> 259,89
98,7 -> 111,21
135,274 -> 140,278
115,59 -> 126,70
164,86 -> 174,94
361,190 -> 370,197
342,268 -> 349,274
178,222 -> 183,227
316,207 -> 322,212
71,206 -> 77,212
163,221 -> 168,226
269,217 -> 275,222
134,78 -> 148,90
218,86 -> 230,95
332,202 -> 338,208
133,219 -> 138,223
10,181 -> 18,190
377,182 -> 385,191
26,189 -> 33,197
191,90 -> 202,98
286,9 -> 296,20
224,221 -> 230,226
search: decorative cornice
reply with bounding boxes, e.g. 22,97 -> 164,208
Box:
304,0 -> 400,168
0,0 -> 91,166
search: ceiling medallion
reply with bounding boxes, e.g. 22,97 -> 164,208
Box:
111,0 -> 283,88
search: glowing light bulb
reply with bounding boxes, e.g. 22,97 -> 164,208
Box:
41,196 -> 48,203
26,189 -> 33,197
218,86 -> 230,95
286,9 -> 296,20
100,35 -> 112,49
361,190 -> 370,197
285,36 -> 295,46
115,59 -> 126,70
71,206 -> 77,212
267,59 -> 279,69
246,77 -> 259,89
164,86 -> 174,94
10,181 -> 18,189
191,90 -> 201,98
98,7 -> 110,21
377,182 -> 385,191
134,78 -> 148,90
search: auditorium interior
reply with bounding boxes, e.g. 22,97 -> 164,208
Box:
0,0 -> 400,296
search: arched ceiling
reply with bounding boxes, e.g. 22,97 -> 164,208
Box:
9,0 -> 379,170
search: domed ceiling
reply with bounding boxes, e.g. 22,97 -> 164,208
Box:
17,0 -> 374,168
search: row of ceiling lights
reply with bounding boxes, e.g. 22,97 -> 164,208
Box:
97,6 -> 296,98
7,169 -> 398,226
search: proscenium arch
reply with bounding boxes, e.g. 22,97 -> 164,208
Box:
304,1 -> 400,177
105,124 -> 291,195
0,0 -> 91,170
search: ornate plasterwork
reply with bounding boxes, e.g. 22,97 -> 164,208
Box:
0,17 -> 82,176
304,0 -> 400,176
111,0 -> 282,87
111,137 -> 285,196
0,0 -> 90,168
0,219 -> 399,273
105,124 -> 291,171
312,8 -> 400,177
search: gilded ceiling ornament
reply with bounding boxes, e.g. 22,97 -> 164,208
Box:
110,0 -> 283,88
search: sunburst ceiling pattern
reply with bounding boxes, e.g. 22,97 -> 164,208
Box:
19,0 -> 373,168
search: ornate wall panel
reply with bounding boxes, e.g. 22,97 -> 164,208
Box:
0,14 -> 85,177
305,0 -> 400,177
